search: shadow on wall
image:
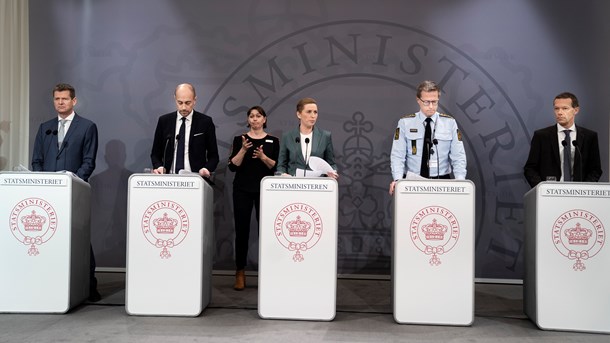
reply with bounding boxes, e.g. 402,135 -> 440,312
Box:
89,139 -> 134,268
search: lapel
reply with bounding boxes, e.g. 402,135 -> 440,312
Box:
63,114 -> 80,142
549,126 -> 560,167
58,114 -> 80,156
292,128 -> 305,165
311,126 -> 323,158
44,120 -> 60,155
575,125 -> 584,149
189,112 -> 199,149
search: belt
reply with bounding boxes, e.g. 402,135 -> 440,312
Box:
428,174 -> 451,179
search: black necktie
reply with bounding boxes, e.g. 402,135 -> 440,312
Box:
563,129 -> 571,182
175,117 -> 186,173
420,117 -> 432,178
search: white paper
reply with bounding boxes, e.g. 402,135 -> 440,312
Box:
405,171 -> 427,180
295,169 -> 324,177
293,156 -> 336,177
13,164 -> 30,172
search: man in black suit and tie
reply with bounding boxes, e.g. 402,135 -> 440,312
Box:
150,83 -> 219,178
524,92 -> 602,187
31,83 -> 100,301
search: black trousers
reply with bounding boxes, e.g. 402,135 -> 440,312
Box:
233,189 -> 260,270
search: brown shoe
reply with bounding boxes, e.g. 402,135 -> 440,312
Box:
234,270 -> 245,291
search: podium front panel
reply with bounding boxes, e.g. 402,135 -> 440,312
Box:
126,174 -> 211,316
525,182 -> 610,333
0,172 -> 90,313
258,177 -> 338,321
393,180 -> 474,325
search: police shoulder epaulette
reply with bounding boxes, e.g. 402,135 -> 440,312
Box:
402,113 -> 416,118
439,113 -> 454,119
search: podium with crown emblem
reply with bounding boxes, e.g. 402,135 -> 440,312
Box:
393,179 -> 475,325
524,182 -> 610,334
258,176 -> 338,320
0,171 -> 91,313
125,173 -> 214,316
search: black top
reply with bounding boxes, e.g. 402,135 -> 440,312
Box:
228,134 -> 280,192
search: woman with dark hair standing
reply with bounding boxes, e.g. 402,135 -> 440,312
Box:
228,106 -> 279,290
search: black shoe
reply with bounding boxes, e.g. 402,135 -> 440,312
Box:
88,289 -> 102,302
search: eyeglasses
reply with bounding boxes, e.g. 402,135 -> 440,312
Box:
418,98 -> 439,106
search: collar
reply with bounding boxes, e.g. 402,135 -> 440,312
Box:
176,111 -> 193,121
417,111 -> 438,123
58,112 -> 75,121
556,123 -> 576,133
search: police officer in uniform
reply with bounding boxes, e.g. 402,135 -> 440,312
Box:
389,80 -> 467,195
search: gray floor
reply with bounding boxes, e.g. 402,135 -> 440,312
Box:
1,272 -> 607,342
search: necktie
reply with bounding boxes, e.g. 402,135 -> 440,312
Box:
420,117 -> 432,178
58,119 -> 67,147
563,129 -> 571,182
175,117 -> 186,173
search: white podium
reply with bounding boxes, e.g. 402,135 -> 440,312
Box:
125,174 -> 213,316
0,171 -> 91,313
393,179 -> 475,325
524,182 -> 610,334
258,176 -> 338,321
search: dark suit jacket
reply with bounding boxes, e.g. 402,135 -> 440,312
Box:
31,114 -> 98,182
277,126 -> 337,176
151,111 -> 219,173
524,125 -> 602,187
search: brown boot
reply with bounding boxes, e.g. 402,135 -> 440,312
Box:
234,270 -> 245,291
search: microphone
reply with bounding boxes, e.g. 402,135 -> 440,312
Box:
161,133 -> 172,173
424,137 -> 433,177
572,140 -> 582,182
58,140 -> 68,154
561,140 -> 572,181
304,137 -> 310,177
43,129 -> 58,162
59,141 -> 68,171
432,138 -> 440,178
295,137 -> 300,144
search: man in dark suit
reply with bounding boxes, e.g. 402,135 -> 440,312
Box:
31,84 -> 98,182
151,83 -> 219,178
524,92 -> 602,187
31,83 -> 100,301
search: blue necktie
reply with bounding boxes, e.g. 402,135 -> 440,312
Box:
563,129 -> 571,182
175,117 -> 186,173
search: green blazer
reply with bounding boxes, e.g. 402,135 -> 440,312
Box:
277,126 -> 337,176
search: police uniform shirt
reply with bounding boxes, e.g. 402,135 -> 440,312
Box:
390,111 -> 467,180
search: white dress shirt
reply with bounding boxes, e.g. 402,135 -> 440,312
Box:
171,111 -> 193,174
556,123 -> 576,181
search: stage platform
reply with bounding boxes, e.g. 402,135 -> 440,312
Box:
0,272 -> 607,342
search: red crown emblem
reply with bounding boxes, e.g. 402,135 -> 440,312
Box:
564,223 -> 592,245
421,219 -> 448,240
153,212 -> 178,234
20,210 -> 46,231
286,216 -> 311,237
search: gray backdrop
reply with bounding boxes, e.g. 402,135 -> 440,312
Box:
28,0 -> 610,279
